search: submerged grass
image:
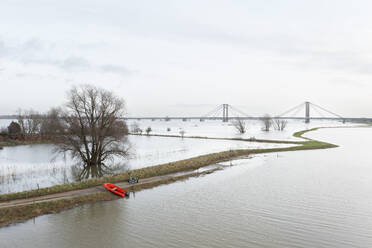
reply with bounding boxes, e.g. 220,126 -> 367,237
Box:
0,127 -> 335,203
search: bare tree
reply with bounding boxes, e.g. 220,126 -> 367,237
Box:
54,85 -> 129,169
179,129 -> 185,138
232,118 -> 246,134
130,122 -> 143,134
260,114 -> 273,132
40,107 -> 63,136
146,127 -> 152,135
273,119 -> 288,131
130,122 -> 142,133
17,109 -> 42,135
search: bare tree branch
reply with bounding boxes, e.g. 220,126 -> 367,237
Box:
232,118 -> 246,134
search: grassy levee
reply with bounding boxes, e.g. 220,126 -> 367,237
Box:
129,133 -> 301,144
0,168 -> 221,227
293,128 -> 320,140
0,127 -> 338,227
0,127 -> 335,203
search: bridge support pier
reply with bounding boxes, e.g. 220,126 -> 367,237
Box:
223,104 -> 229,122
305,101 -> 310,123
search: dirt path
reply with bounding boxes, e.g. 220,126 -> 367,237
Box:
0,173 -> 180,209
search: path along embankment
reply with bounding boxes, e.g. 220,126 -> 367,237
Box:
0,127 -> 338,227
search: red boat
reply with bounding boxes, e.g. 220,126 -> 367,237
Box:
104,183 -> 129,198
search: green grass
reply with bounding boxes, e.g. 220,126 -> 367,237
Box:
0,127 -> 336,202
293,128 -> 320,140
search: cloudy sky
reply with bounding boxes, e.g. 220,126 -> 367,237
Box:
0,0 -> 372,117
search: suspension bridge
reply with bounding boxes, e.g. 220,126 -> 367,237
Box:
124,102 -> 372,123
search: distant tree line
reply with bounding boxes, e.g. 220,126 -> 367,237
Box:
231,115 -> 288,134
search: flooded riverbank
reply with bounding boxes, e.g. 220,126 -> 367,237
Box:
1,127 -> 372,247
0,134 -> 293,194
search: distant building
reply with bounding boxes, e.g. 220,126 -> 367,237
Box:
7,121 -> 21,139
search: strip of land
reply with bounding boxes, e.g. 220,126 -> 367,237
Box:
0,127 -> 338,227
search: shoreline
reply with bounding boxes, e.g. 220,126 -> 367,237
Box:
0,139 -> 53,147
0,127 -> 339,227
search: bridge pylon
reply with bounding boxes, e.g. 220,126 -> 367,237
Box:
222,104 -> 229,122
201,104 -> 251,122
276,101 -> 345,123
305,101 -> 310,123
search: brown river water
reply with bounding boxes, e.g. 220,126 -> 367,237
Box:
1,127 -> 372,247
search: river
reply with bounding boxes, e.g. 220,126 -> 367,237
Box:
1,127 -> 372,247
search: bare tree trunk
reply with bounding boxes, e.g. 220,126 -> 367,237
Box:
274,119 -> 288,131
260,114 -> 272,132
232,118 -> 246,134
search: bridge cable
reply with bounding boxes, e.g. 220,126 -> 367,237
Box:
289,104 -> 306,118
228,108 -> 246,119
202,104 -> 223,118
310,104 -> 326,118
228,105 -> 252,118
275,102 -> 306,118
309,102 -> 344,120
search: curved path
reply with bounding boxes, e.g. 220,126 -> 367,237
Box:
0,168 -> 219,210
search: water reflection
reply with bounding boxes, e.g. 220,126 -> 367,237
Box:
71,162 -> 128,181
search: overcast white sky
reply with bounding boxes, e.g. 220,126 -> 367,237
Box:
0,0 -> 371,117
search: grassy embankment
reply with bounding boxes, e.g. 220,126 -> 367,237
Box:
0,127 -> 337,227
129,132 -> 300,144
0,168 -> 220,227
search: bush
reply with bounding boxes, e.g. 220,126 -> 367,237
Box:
146,127 -> 152,135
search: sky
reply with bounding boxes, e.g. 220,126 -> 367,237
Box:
0,0 -> 372,117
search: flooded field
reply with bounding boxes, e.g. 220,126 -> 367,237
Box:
0,134 -> 291,194
1,127 -> 372,247
0,118 -> 352,141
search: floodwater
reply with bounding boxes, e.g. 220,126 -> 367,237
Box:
2,118 -> 340,194
0,133 -> 291,194
1,127 -> 372,247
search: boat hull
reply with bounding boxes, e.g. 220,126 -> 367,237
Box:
104,183 -> 129,198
